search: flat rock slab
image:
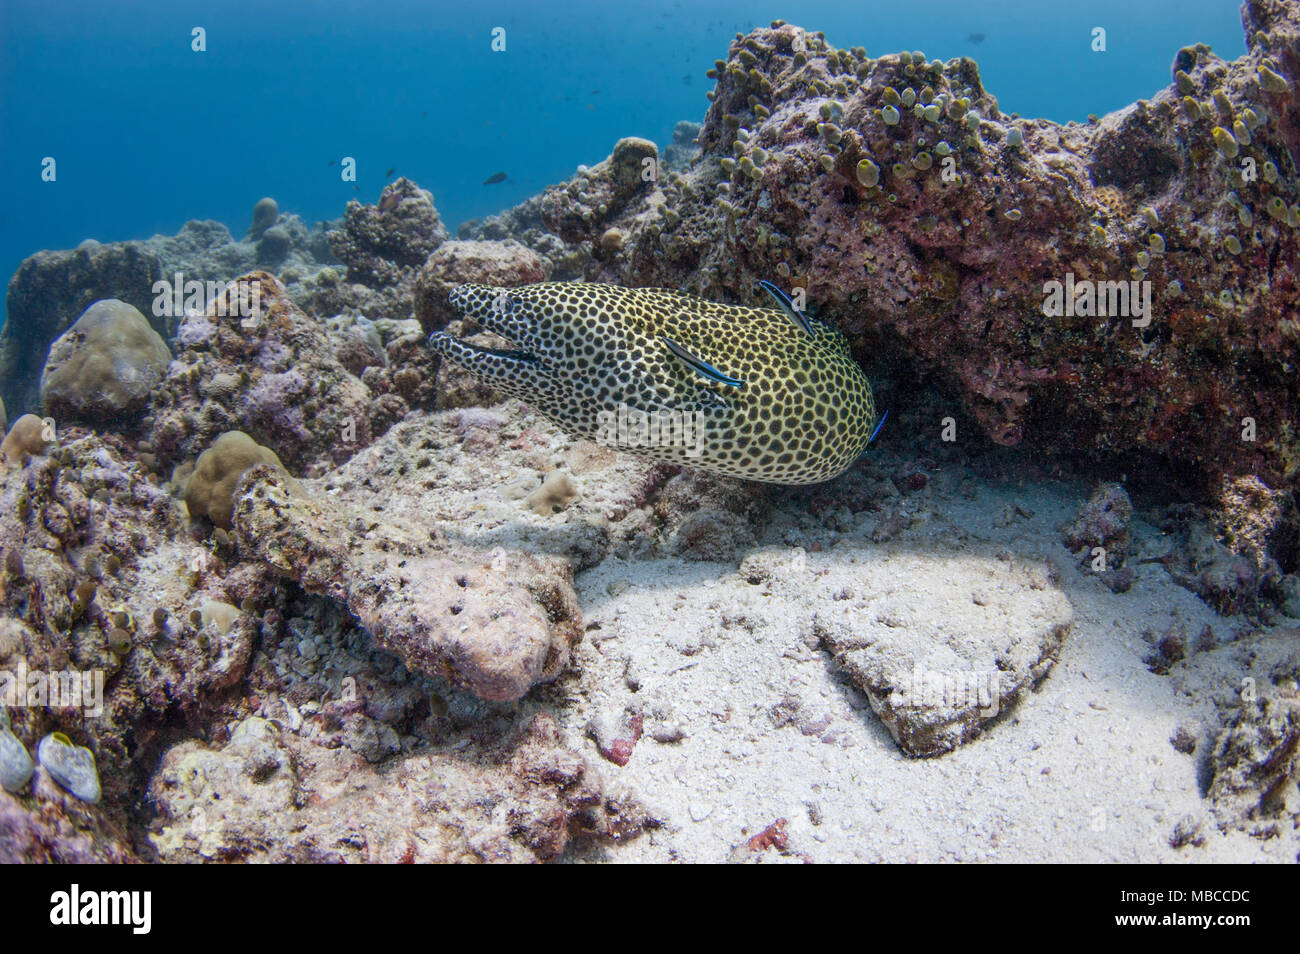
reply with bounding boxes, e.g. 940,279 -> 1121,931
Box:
232,464 -> 578,702
814,548 -> 1073,757
148,712 -> 647,863
229,410 -> 662,702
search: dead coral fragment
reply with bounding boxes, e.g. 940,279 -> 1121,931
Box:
525,471 -> 579,515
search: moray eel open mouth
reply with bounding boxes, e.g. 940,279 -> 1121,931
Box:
429,280 -> 879,485
436,285 -> 543,366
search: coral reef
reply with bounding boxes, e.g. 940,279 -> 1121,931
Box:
0,209 -> 335,419
461,3 -> 1300,505
147,272 -> 380,477
320,177 -> 448,319
0,428 -> 269,858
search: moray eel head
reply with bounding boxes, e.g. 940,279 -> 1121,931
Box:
430,281 -> 877,485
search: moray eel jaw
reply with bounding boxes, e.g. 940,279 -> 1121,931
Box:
428,285 -> 560,397
432,281 -> 877,486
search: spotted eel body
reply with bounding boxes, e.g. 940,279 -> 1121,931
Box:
429,281 -> 878,484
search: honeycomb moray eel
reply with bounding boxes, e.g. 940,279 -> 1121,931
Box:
429,281 -> 879,485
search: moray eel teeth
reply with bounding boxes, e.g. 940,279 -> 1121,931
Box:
431,280 -> 878,485
758,279 -> 816,337
661,335 -> 746,388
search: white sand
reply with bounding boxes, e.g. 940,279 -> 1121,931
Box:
548,465 -> 1298,863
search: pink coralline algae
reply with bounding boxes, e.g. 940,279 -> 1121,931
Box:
147,272 -> 379,477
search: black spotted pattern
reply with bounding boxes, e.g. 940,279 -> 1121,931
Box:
430,281 -> 877,485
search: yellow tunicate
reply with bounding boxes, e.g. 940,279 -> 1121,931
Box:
1149,233 -> 1166,254
1258,65 -> 1289,92
1224,235 -> 1242,255
1136,250 -> 1151,268
1212,126 -> 1239,158
855,157 -> 881,188
1232,119 -> 1251,146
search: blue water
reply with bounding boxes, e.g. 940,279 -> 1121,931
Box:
0,0 -> 1245,331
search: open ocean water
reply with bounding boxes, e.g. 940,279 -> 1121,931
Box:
0,0 -> 1245,329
